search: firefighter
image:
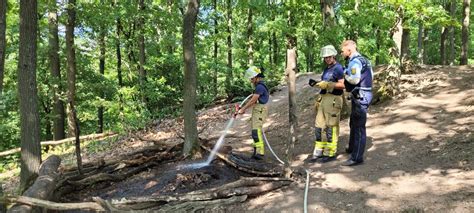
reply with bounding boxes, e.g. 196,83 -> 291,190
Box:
238,66 -> 269,160
340,40 -> 373,166
308,45 -> 345,163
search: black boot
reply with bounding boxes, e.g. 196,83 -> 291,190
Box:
321,156 -> 336,163
251,148 -> 264,160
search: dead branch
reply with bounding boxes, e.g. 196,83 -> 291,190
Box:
200,145 -> 284,176
155,195 -> 247,212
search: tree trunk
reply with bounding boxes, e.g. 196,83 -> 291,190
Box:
98,12 -> 106,133
460,0 -> 470,65
375,27 -> 381,65
448,0 -> 456,65
320,0 -> 336,28
0,0 -> 6,97
66,0 -> 82,173
392,10 -> 403,65
8,155 -> 61,213
48,0 -> 65,140
440,25 -> 447,65
212,0 -> 218,97
18,0 -> 41,193
417,22 -> 424,64
272,31 -> 278,66
247,7 -> 253,65
225,0 -> 233,98
285,9 -> 297,174
138,0 -> 147,105
401,28 -> 410,60
182,0 -> 200,156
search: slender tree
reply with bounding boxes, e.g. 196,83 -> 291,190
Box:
138,0 -> 147,105
66,0 -> 82,173
417,21 -> 424,64
182,0 -> 200,156
321,0 -> 336,28
48,0 -> 65,140
225,0 -> 233,97
18,0 -> 41,192
247,6 -> 253,65
98,4 -> 106,133
212,0 -> 218,96
460,0 -> 470,65
448,0 -> 456,65
0,0 -> 6,97
285,7 -> 297,170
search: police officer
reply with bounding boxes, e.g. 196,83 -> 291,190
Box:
308,45 -> 345,163
340,40 -> 373,166
238,66 -> 269,160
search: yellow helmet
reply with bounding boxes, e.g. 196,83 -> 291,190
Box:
320,45 -> 337,58
245,66 -> 262,79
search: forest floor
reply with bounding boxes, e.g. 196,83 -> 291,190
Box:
2,65 -> 474,212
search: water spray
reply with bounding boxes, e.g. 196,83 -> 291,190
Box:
180,94 -> 253,170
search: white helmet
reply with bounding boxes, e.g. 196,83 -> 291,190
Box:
320,45 -> 337,58
245,66 -> 262,79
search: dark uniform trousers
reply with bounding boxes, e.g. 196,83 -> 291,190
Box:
348,90 -> 372,162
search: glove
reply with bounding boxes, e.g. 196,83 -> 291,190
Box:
316,81 -> 329,89
308,79 -> 317,87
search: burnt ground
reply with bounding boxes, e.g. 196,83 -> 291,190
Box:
60,158 -> 248,203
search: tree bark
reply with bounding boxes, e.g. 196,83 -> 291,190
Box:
448,0 -> 456,65
138,0 -> 147,105
66,0 -> 82,174
212,0 -> 218,97
8,155 -> 61,213
247,7 -> 253,65
320,0 -> 336,28
285,9 -> 297,174
48,0 -> 65,140
401,28 -> 410,63
0,0 -> 6,97
0,0 -> 4,182
98,15 -> 106,133
441,25 -> 447,65
417,22 -> 424,65
225,0 -> 233,97
18,0 -> 41,193
182,0 -> 200,156
460,0 -> 470,65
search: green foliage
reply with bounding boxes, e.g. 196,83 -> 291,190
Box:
0,0 -> 472,156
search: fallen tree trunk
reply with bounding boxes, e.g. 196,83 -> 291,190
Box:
111,177 -> 292,209
0,132 -> 116,157
8,155 -> 61,213
200,145 -> 284,176
2,196 -> 105,212
155,195 -> 247,212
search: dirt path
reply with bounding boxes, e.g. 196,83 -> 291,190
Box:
215,66 -> 473,212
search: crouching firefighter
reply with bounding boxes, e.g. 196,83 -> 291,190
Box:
238,66 -> 269,160
308,45 -> 345,163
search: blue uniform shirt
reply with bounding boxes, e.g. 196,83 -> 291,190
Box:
255,81 -> 269,104
345,53 -> 363,84
344,52 -> 373,92
321,62 -> 344,95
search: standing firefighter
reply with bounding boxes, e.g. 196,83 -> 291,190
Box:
308,45 -> 345,163
340,40 -> 373,166
238,66 -> 269,160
